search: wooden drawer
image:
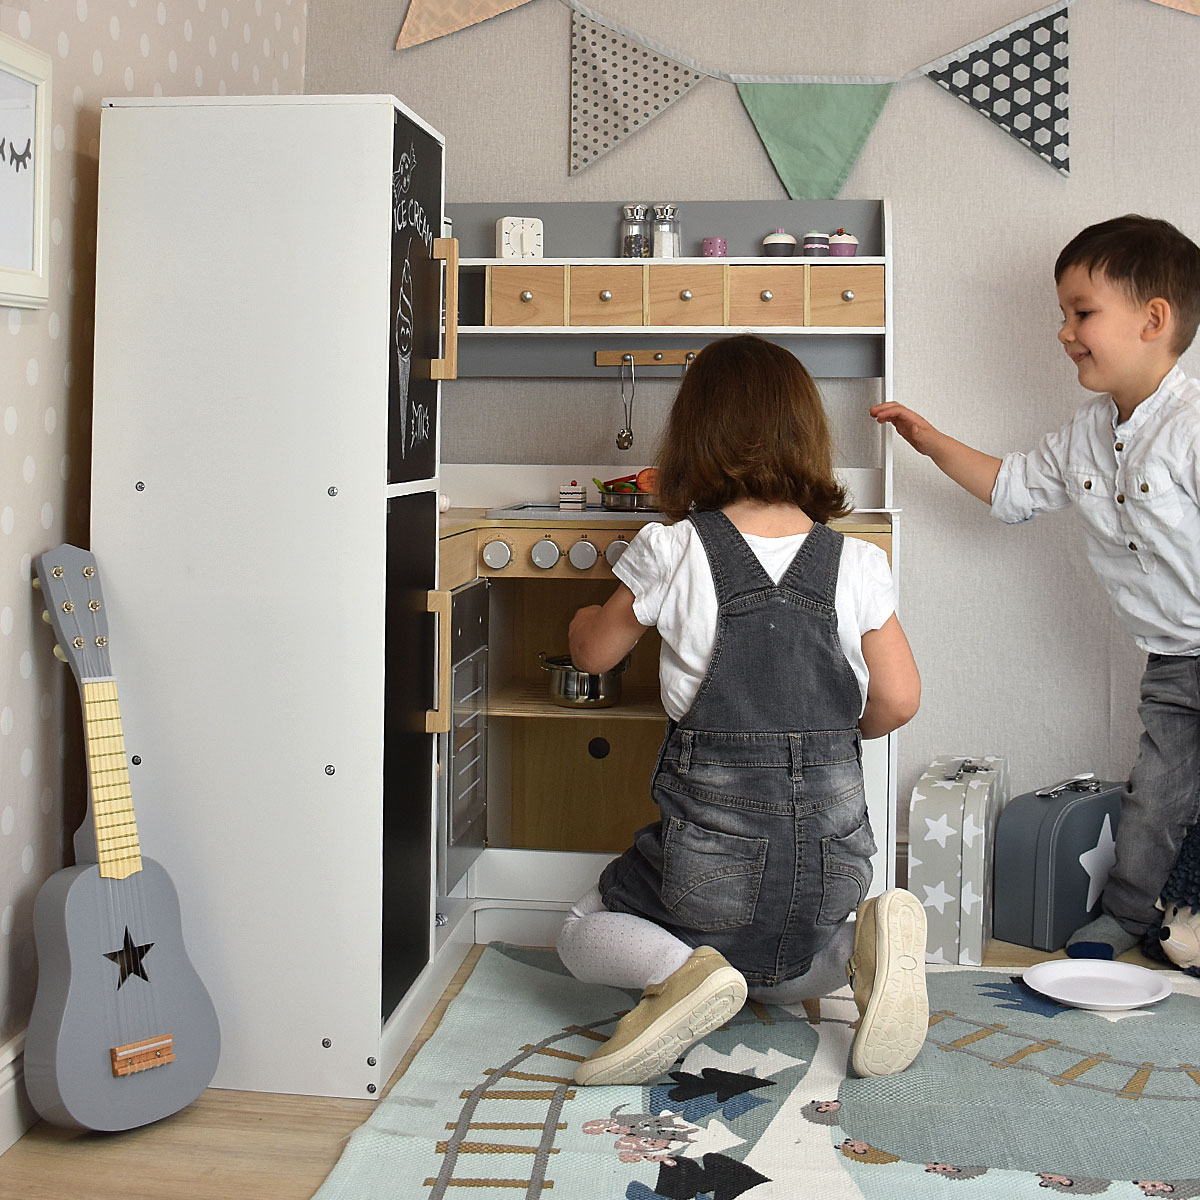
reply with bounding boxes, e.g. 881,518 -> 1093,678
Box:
569,264 -> 644,326
487,265 -> 567,326
808,264 -> 884,327
646,264 -> 724,326
728,265 -> 806,327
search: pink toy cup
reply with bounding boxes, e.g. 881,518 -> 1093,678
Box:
701,237 -> 727,257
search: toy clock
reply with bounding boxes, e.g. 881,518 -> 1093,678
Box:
496,215 -> 543,259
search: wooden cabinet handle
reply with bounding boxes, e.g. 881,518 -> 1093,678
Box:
430,237 -> 458,381
425,589 -> 453,734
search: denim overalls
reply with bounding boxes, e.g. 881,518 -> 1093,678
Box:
598,509 -> 875,988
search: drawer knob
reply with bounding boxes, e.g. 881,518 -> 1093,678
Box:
680,289 -> 693,301
568,540 -> 599,569
599,290 -> 612,302
520,290 -> 534,303
481,540 -> 512,569
530,538 -> 560,569
841,289 -> 855,302
760,290 -> 773,302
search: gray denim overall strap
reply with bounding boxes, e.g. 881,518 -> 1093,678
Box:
599,509 -> 875,987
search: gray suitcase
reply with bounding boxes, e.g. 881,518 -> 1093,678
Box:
992,775 -> 1125,951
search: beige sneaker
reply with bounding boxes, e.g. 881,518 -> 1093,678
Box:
847,889 -> 928,1078
574,946 -> 747,1086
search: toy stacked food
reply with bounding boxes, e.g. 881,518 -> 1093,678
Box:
829,228 -> 859,256
593,467 -> 657,495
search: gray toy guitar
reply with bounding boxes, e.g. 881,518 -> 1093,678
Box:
23,544 -> 220,1131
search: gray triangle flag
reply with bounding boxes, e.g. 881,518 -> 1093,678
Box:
570,10 -> 707,175
921,1 -> 1071,176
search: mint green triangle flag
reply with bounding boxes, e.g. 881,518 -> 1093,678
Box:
737,82 -> 893,199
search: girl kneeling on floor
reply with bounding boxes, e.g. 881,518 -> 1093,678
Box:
557,334 -> 929,1086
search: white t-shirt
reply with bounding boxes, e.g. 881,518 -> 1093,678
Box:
613,519 -> 897,721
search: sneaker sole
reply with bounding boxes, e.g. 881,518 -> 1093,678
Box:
851,890 -> 928,1078
574,969 -> 747,1087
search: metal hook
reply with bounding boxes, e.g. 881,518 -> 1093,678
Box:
683,351 -> 696,375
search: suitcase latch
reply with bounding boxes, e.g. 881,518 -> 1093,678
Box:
943,757 -> 989,782
1035,772 -> 1102,798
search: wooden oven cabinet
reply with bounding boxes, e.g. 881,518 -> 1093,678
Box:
432,512 -> 899,947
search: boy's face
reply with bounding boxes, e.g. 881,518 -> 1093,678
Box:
1055,264 -> 1169,408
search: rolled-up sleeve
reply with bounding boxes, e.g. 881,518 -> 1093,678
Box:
989,428 -> 1073,525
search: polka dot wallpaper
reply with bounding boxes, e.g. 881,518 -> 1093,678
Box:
0,0 -> 306,1046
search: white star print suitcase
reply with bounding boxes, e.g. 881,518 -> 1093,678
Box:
991,775 -> 1125,952
907,756 -> 1010,966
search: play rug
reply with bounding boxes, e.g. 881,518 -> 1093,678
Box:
314,944 -> 1200,1199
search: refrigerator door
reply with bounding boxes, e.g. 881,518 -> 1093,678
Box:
389,110 -> 445,485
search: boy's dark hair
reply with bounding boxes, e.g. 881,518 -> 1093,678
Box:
1055,214 -> 1200,355
655,334 -> 850,524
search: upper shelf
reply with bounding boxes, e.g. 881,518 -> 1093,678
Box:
444,200 -> 891,379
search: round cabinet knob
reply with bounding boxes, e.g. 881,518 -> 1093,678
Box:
599,290 -> 612,302
760,290 -> 773,302
568,540 -> 598,570
841,289 -> 855,302
679,289 -> 693,301
530,538 -> 561,569
605,538 -> 630,566
520,290 -> 534,303
481,539 -> 512,569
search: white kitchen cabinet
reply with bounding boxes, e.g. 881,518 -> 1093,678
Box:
88,95 -> 454,1100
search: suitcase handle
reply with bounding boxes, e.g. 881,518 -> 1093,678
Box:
1035,772 -> 1100,798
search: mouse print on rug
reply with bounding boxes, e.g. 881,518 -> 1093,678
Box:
314,944 -> 1200,1200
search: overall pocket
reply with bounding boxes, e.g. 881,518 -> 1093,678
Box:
661,815 -> 768,931
816,818 -> 876,926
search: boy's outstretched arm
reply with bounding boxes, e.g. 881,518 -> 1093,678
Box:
870,402 -> 1003,504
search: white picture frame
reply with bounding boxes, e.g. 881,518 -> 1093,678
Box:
0,33 -> 51,309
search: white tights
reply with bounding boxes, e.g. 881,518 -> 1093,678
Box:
556,887 -> 855,1004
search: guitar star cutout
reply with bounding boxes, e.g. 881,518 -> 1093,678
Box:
104,926 -> 155,989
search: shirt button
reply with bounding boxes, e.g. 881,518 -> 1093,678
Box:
1141,483 -> 1150,493
1083,480 -> 1092,490
1115,442 -> 1124,451
1116,494 -> 1125,503
1129,541 -> 1138,551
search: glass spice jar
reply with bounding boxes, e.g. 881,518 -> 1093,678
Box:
620,204 -> 651,258
652,203 -> 680,258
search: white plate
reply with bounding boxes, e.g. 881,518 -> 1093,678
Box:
1022,959 -> 1173,1010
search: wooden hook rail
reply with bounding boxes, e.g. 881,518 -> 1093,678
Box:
593,349 -> 700,368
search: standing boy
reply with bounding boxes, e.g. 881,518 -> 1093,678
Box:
871,214 -> 1200,960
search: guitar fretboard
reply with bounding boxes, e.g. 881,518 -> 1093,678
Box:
83,679 -> 143,880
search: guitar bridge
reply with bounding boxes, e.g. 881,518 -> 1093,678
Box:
110,1034 -> 176,1077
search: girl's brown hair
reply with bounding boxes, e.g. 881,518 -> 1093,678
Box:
655,334 -> 850,523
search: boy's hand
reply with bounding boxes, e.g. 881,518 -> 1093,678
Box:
869,402 -> 942,456
869,402 -> 1003,505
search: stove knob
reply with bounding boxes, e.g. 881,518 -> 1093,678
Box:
481,539 -> 512,569
568,539 -> 598,570
605,538 -> 630,566
530,538 -> 561,569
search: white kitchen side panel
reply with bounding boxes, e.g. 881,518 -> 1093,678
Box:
90,99 -> 396,1096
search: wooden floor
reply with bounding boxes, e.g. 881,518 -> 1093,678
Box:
0,939 -> 1160,1199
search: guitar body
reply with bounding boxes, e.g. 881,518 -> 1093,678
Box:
24,856 -> 220,1131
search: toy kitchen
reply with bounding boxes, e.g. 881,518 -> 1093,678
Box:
86,102 -> 898,1106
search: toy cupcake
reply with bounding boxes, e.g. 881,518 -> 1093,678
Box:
829,228 -> 859,257
761,228 -> 797,256
802,230 -> 829,256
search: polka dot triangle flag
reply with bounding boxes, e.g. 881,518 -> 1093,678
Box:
919,1 -> 1071,176
570,10 -> 707,175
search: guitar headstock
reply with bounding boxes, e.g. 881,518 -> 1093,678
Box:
34,544 -> 112,685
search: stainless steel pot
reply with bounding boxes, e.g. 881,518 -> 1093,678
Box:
600,491 -> 658,511
539,652 -> 629,708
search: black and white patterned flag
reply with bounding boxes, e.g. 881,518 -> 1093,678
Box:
921,1 -> 1071,176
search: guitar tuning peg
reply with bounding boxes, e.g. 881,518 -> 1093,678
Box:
53,644 -> 67,662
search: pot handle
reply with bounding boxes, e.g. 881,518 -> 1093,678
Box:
538,652 -> 550,671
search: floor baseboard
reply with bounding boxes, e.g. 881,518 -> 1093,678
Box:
0,1033 -> 38,1156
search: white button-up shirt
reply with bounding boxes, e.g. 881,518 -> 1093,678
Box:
990,365 -> 1200,655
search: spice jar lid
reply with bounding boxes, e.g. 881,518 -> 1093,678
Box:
623,203 -> 649,219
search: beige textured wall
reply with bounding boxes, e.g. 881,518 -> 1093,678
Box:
0,0 -> 305,1044
305,0 -> 1200,818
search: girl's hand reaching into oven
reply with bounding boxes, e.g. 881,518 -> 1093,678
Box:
568,584 -> 646,674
